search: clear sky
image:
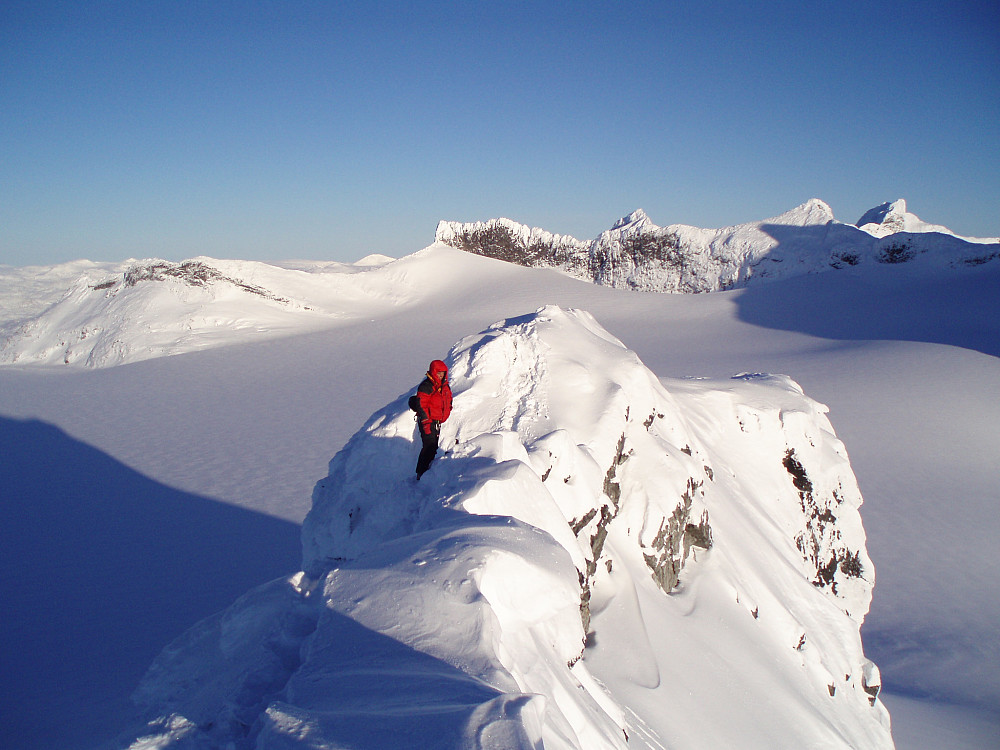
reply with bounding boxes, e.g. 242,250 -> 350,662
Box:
2,1 -> 998,266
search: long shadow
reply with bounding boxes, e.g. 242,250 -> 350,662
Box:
116,439 -> 546,746
735,224 -> 1000,358
269,609 -> 533,748
304,419 -> 530,576
0,416 -> 302,750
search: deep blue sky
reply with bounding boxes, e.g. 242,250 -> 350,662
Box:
2,1 -> 998,266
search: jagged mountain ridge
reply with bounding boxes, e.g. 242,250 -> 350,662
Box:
2,198 -> 995,369
122,307 -> 892,749
436,199 -> 999,292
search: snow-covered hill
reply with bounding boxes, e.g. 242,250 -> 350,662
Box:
436,199 -> 999,292
0,255 -> 404,368
1,200 -> 997,370
121,307 -> 891,749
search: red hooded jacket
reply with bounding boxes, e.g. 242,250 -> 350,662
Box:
415,359 -> 452,433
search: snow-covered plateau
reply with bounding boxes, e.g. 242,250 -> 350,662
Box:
1,199 -> 998,749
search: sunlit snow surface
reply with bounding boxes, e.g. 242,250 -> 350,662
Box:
122,307 -> 889,748
1,230 -> 998,748
0,255 -> 403,367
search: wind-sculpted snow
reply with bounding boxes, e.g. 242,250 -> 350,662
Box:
122,306 -> 892,749
437,199 -> 999,292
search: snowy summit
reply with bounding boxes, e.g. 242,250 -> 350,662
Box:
122,306 -> 891,749
436,199 -> 999,292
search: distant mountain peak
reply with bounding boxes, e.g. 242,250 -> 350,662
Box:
856,199 -> 907,229
610,208 -> 651,231
438,199 -> 997,293
853,198 -> 960,238
781,198 -> 836,223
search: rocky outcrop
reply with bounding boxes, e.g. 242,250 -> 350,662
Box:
437,200 -> 999,292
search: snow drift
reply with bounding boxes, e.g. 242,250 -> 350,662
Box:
122,306 -> 892,749
437,199 -> 999,292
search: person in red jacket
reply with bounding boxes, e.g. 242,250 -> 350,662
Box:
410,359 -> 453,479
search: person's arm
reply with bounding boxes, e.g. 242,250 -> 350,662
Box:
416,380 -> 434,432
440,384 -> 453,423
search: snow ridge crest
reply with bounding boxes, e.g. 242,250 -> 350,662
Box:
124,306 -> 893,749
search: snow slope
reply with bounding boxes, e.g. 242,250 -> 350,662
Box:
0,255 -> 400,367
121,307 -> 890,749
854,199 -> 995,240
436,199 -> 1000,292
0,243 -> 997,748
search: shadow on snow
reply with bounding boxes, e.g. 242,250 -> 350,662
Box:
735,224 -> 1000,359
0,416 -> 302,750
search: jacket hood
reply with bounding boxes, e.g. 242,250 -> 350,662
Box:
428,359 -> 449,382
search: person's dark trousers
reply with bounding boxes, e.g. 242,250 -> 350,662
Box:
416,422 -> 440,478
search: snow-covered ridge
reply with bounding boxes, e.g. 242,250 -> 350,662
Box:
0,255 -> 405,368
123,307 -> 892,749
3,199 -> 994,370
856,199 -> 954,237
437,199 -> 999,292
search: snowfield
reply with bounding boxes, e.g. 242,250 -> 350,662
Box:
0,200 -> 998,749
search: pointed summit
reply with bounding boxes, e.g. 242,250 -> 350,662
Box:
610,209 -> 652,231
856,199 -> 954,237
767,199 -> 836,226
856,200 -> 907,232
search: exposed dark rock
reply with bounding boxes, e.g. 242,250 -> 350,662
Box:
601,433 -> 630,510
570,508 -> 598,537
830,251 -> 860,268
438,217 -> 702,292
877,241 -> 915,264
642,478 -> 711,593
784,448 -> 865,593
862,675 -> 881,706
782,449 -> 813,494
104,261 -> 292,304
